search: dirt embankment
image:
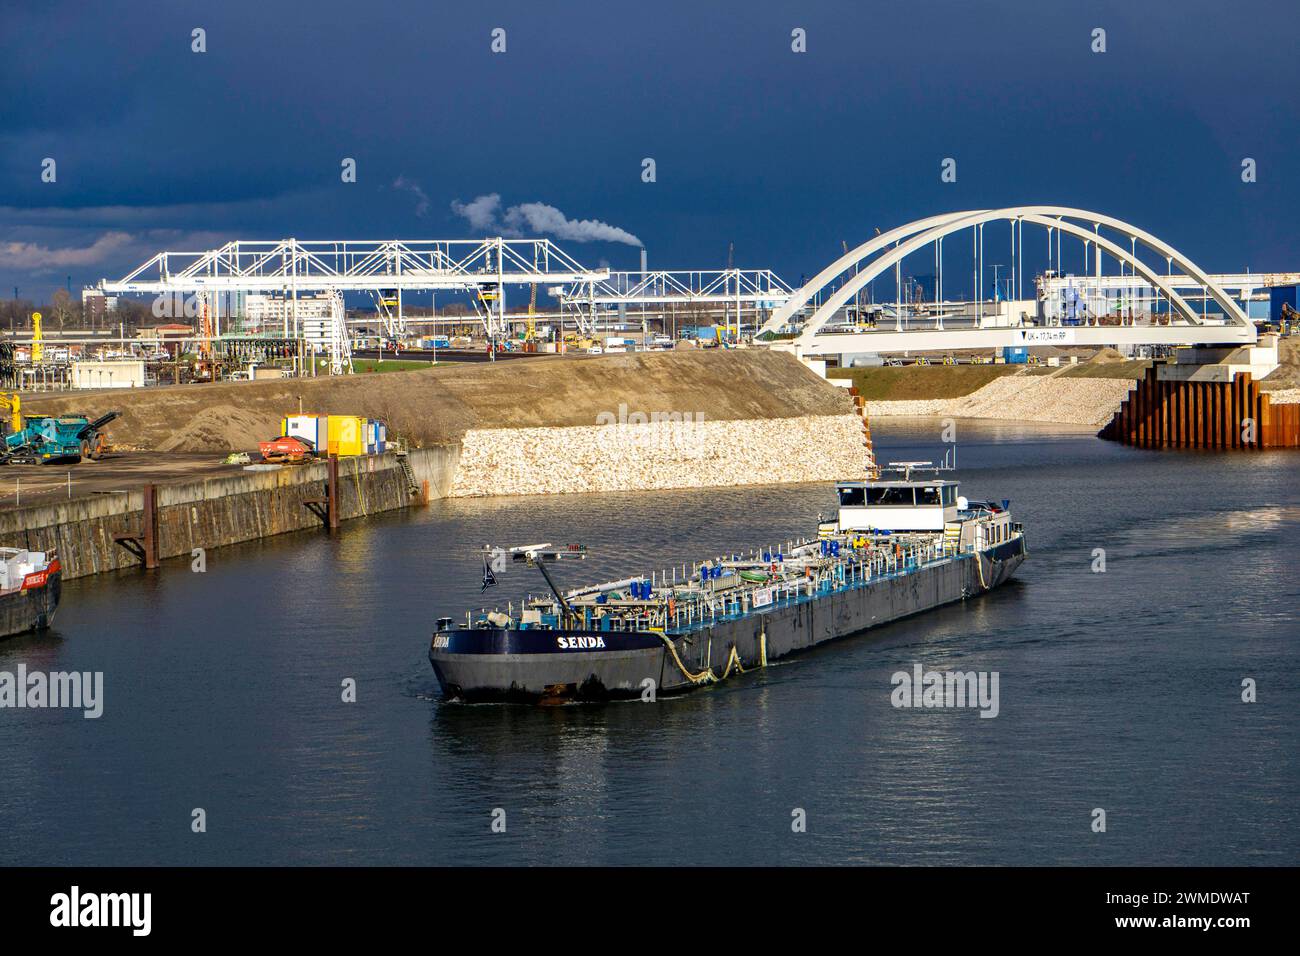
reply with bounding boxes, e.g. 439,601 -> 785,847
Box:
22,349 -> 854,453
827,354 -> 1148,402
862,373 -> 1136,426
831,352 -> 1148,426
1262,336 -> 1300,402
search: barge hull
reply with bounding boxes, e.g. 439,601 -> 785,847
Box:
430,543 -> 1024,702
0,572 -> 62,639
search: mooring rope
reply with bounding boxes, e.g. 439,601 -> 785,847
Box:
657,635 -> 762,686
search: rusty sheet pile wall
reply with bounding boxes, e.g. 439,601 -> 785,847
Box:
1099,367 -> 1300,449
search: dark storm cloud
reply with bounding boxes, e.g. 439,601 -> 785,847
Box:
2,0 -> 1298,297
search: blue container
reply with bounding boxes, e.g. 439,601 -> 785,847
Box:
1003,346 -> 1028,364
1270,285 -> 1297,322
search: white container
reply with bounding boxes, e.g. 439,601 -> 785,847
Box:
282,414 -> 327,454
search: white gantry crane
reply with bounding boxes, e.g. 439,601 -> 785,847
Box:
557,268 -> 795,337
97,237 -> 612,346
97,237 -> 798,347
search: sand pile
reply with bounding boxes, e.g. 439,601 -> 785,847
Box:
154,405 -> 280,453
1088,347 -> 1127,364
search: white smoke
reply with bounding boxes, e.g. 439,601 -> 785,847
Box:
393,176 -> 430,217
450,193 -> 506,232
451,193 -> 642,247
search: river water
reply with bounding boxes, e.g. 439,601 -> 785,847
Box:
1,420 -> 1296,866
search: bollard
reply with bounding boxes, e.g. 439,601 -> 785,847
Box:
327,455 -> 340,530
142,483 -> 159,569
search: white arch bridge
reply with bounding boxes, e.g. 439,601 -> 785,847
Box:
759,207 -> 1257,356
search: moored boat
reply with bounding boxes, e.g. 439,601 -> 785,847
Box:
0,548 -> 62,639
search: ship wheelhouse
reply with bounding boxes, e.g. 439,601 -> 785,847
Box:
835,477 -> 961,532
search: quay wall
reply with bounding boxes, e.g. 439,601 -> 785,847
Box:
0,446 -> 460,580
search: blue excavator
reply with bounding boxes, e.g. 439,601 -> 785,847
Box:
1,392 -> 120,464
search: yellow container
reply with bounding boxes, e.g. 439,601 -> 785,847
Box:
326,415 -> 366,457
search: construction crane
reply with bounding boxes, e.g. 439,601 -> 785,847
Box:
527,281 -> 538,346
193,296 -> 216,380
30,312 -> 43,363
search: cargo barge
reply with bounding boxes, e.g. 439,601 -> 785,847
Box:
1,548 -> 62,639
428,463 -> 1026,703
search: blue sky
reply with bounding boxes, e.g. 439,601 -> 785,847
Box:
2,0 -> 1298,300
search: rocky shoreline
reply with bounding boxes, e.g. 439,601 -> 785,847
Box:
448,413 -> 868,497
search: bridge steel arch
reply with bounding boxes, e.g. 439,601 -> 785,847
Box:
798,210 -> 1234,344
779,207 -> 1251,345
758,211 -> 987,336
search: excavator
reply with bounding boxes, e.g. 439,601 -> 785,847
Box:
1280,302 -> 1300,335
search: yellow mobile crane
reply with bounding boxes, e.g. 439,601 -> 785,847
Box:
31,312 -> 44,363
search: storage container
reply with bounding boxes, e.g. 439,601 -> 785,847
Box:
281,415 -> 328,454
327,415 -> 366,456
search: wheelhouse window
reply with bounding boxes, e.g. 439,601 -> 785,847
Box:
866,486 -> 916,506
839,486 -> 866,507
915,486 -> 942,505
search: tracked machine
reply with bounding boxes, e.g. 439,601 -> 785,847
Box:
1,395 -> 119,465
